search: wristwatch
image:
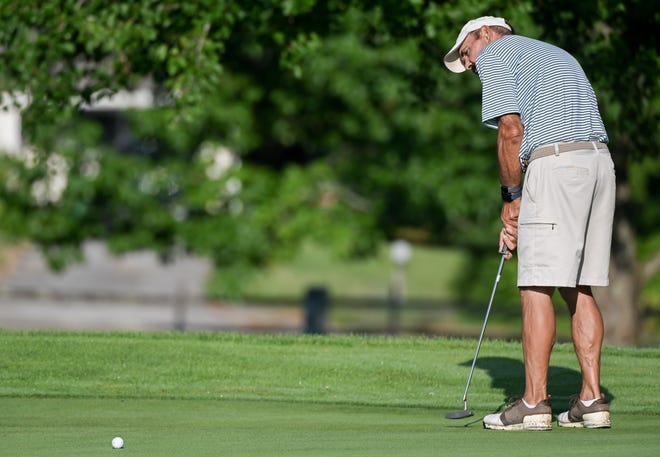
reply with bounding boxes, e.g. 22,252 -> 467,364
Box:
501,185 -> 522,202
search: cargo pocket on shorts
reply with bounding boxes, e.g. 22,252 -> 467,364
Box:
518,219 -> 560,270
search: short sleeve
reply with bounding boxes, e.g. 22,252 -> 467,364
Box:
477,51 -> 520,129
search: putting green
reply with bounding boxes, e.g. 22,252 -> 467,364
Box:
1,397 -> 658,457
1,331 -> 659,456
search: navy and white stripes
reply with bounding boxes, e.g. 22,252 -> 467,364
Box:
477,35 -> 608,168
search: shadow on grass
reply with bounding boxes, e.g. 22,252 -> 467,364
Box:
463,356 -> 615,415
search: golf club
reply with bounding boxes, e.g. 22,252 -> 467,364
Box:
445,246 -> 508,419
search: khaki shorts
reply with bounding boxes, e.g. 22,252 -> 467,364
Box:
517,145 -> 616,288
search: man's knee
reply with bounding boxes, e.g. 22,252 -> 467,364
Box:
520,286 -> 555,301
558,285 -> 593,301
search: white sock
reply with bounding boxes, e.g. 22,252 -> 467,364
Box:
522,399 -> 536,408
580,398 -> 599,407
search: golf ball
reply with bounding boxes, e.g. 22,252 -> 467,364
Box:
111,437 -> 124,449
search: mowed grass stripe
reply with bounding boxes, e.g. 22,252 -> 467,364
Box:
1,397 -> 659,457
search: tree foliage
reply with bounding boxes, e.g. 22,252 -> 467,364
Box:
0,2 -> 495,284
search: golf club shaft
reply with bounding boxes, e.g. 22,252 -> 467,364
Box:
460,249 -> 507,409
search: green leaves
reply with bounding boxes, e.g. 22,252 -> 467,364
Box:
281,0 -> 318,16
0,2 -> 485,287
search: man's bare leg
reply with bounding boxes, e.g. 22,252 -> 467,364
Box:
559,286 -> 604,400
520,286 -> 556,405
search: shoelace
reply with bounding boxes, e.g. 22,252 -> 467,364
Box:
496,396 -> 523,412
501,395 -> 552,411
567,394 -> 581,408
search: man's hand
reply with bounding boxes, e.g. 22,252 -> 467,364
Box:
500,199 -> 520,259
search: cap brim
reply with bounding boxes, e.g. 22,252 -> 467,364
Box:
443,49 -> 467,73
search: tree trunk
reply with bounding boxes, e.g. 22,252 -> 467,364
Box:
595,267 -> 639,347
595,177 -> 640,346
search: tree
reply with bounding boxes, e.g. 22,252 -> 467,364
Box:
0,2 -> 473,292
0,2 -> 501,281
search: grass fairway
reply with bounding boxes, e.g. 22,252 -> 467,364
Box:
1,331 -> 659,456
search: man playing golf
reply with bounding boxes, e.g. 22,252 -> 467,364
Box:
444,16 -> 615,430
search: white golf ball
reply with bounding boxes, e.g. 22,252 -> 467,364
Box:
111,436 -> 124,449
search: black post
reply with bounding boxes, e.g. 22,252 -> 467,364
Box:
304,286 -> 329,334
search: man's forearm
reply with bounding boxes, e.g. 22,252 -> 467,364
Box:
497,114 -> 524,187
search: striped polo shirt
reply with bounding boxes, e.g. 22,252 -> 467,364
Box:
477,35 -> 608,169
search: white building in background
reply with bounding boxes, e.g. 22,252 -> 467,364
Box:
0,93 -> 26,154
0,85 -> 155,156
0,87 -> 156,205
76,85 -> 155,112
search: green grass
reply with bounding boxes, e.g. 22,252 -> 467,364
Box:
1,330 -> 659,456
219,242 -> 469,300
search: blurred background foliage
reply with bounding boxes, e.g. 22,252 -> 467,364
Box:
0,1 -> 658,342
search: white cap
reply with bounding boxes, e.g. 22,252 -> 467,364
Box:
443,16 -> 512,73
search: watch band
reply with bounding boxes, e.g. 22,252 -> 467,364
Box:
501,185 -> 522,202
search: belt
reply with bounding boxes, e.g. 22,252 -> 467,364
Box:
527,141 -> 608,165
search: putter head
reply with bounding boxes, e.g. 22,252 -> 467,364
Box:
445,409 -> 474,419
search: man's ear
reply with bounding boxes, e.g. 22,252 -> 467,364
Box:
481,25 -> 491,42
